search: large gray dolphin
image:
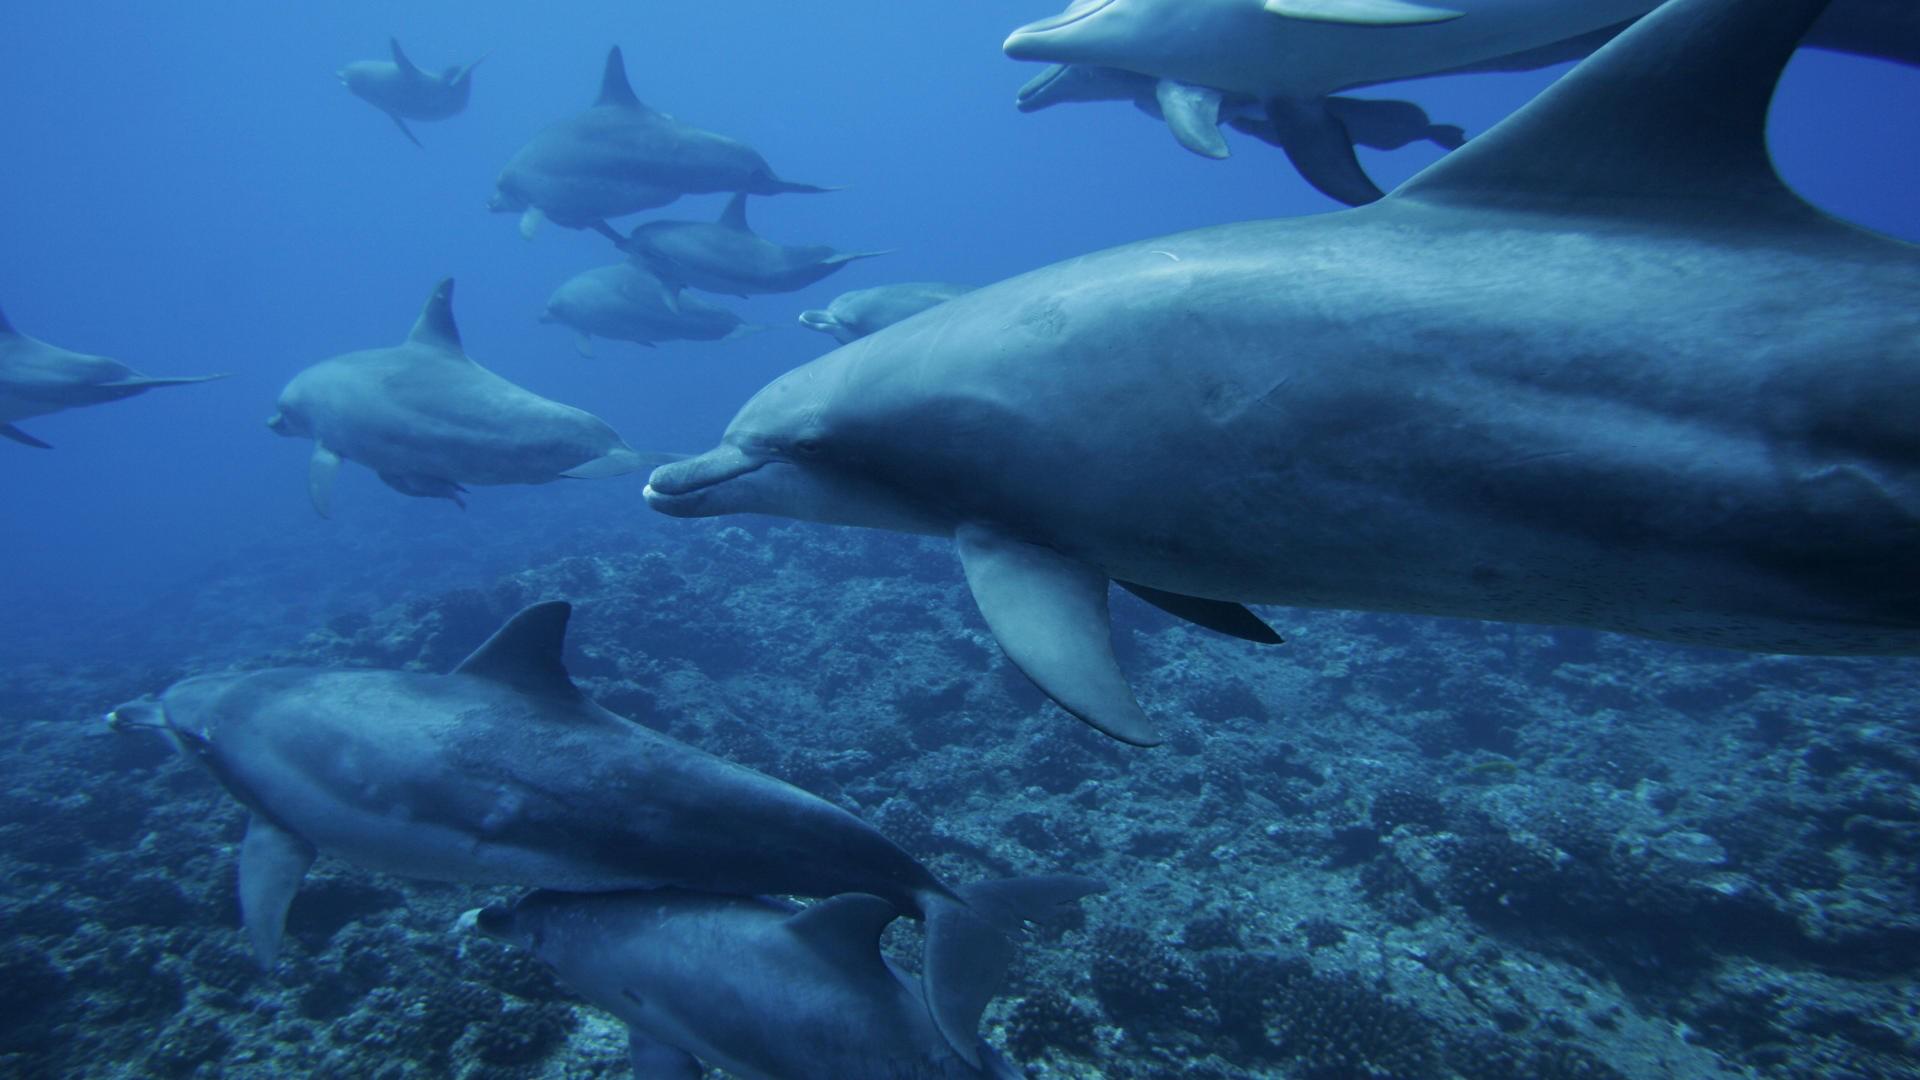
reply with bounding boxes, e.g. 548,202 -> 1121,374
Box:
648,0 -> 1920,747
268,279 -> 649,516
543,260 -> 756,351
490,47 -> 834,240
799,283 -> 976,346
617,193 -> 887,297
337,38 -> 485,147
108,602 -> 1091,1064
474,887 -> 1099,1078
0,299 -> 223,448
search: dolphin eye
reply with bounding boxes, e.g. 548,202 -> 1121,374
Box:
793,437 -> 824,457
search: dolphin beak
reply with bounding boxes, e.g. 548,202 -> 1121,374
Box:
797,310 -> 836,332
643,444 -> 766,517
1005,0 -> 1118,57
106,698 -> 167,734
1016,65 -> 1072,111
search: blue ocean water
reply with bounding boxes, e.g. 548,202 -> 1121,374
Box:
2,2 -> 1918,1078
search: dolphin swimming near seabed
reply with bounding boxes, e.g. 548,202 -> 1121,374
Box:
268,279 -> 650,516
0,299 -> 223,448
617,193 -> 888,296
338,38 -> 486,147
649,0 -> 1920,747
544,260 -> 756,351
475,887 -> 1097,1078
490,47 -> 834,240
108,601 -> 1094,1065
800,282 -> 976,346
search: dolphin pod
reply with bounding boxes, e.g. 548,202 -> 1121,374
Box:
0,299 -> 224,449
110,601 -> 1097,1068
648,0 -> 1920,746
268,279 -> 652,516
337,38 -> 485,147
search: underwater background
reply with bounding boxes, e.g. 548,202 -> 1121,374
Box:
2,1 -> 1918,1077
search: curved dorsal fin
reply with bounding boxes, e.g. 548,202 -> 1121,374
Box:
718,192 -> 751,232
389,37 -> 420,74
453,601 -> 582,700
1397,0 -> 1831,215
783,894 -> 896,977
407,278 -> 463,352
596,46 -> 648,110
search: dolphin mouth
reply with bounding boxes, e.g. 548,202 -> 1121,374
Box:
1005,0 -> 1118,55
1015,65 -> 1074,110
643,444 -> 767,515
797,310 -> 836,331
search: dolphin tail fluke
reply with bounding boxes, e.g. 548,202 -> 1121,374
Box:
389,113 -> 423,148
2,424 -> 51,449
1265,97 -> 1385,207
923,875 -> 1105,1068
762,177 -> 845,196
823,250 -> 891,268
447,51 -> 491,87
101,372 -> 229,390
239,815 -> 317,970
561,447 -> 686,480
1430,123 -> 1468,151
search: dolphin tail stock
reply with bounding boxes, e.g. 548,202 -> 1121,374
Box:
822,250 -> 892,267
561,447 -> 687,480
922,875 -> 1105,1069
2,424 -> 52,449
1263,97 -> 1385,206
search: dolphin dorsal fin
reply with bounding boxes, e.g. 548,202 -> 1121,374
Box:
453,601 -> 583,699
1396,0 -> 1829,216
784,894 -> 896,975
389,37 -> 421,74
407,278 -> 464,352
718,192 -> 751,232
596,46 -> 649,110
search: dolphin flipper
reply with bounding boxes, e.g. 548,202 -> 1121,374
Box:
1325,95 -> 1466,151
239,814 -> 316,969
519,207 -> 545,241
308,445 -> 341,518
388,112 -> 423,148
1117,581 -> 1284,644
1155,80 -> 1231,158
954,523 -> 1161,746
1265,97 -> 1386,206
2,424 -> 51,449
1263,0 -> 1464,26
625,1030 -> 702,1079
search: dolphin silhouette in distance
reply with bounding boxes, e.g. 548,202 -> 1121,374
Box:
799,282 -> 976,346
267,279 -> 655,517
542,260 -> 757,352
337,38 -> 486,147
647,0 -> 1920,747
0,298 -> 223,448
473,886 -> 1099,1078
490,47 -> 835,241
617,193 -> 888,297
107,601 -> 1095,1065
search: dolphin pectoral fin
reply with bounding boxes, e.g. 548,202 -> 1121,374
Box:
1266,98 -> 1385,207
1156,80 -> 1231,159
625,1029 -> 702,1079
388,112 -> 423,148
308,445 -> 341,518
574,333 -> 596,358
1116,581 -> 1284,644
1263,0 -> 1464,26
2,424 -> 52,449
954,523 -> 1161,746
518,207 -> 545,241
239,815 -> 316,970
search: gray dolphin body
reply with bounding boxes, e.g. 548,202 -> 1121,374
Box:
268,279 -> 647,516
618,193 -> 887,296
800,283 -> 976,346
648,0 -> 1920,747
490,47 -> 833,240
543,261 -> 754,350
0,300 -> 223,448
477,889 -> 1078,1079
109,602 -> 1089,1065
338,38 -> 484,147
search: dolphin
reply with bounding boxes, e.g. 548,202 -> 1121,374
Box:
647,0 -> 1920,748
337,38 -> 486,147
543,260 -> 756,352
0,299 -> 223,449
107,601 -> 1092,1064
800,283 -> 976,346
473,887 -> 1100,1078
267,279 -> 650,517
617,193 -> 888,297
490,47 -> 834,240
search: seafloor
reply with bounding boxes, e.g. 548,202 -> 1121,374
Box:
2,505 -> 1917,1079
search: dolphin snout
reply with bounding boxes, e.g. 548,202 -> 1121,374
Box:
643,444 -> 768,517
797,310 -> 837,332
106,698 -> 167,733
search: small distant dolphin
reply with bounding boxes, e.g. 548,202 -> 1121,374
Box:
491,47 -> 834,240
0,298 -> 223,448
649,0 -> 1920,746
543,261 -> 756,351
108,601 -> 1092,1065
475,887 -> 1098,1078
800,283 -> 976,346
267,279 -> 649,516
617,193 -> 887,297
337,38 -> 486,147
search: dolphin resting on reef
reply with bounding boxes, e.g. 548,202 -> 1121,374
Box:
0,298 -> 223,448
337,38 -> 486,147
616,193 -> 888,297
543,260 -> 756,352
474,887 -> 1094,1078
800,282 -> 977,346
647,0 -> 1920,748
108,601 -> 1096,1065
268,279 -> 651,516
490,47 -> 834,241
